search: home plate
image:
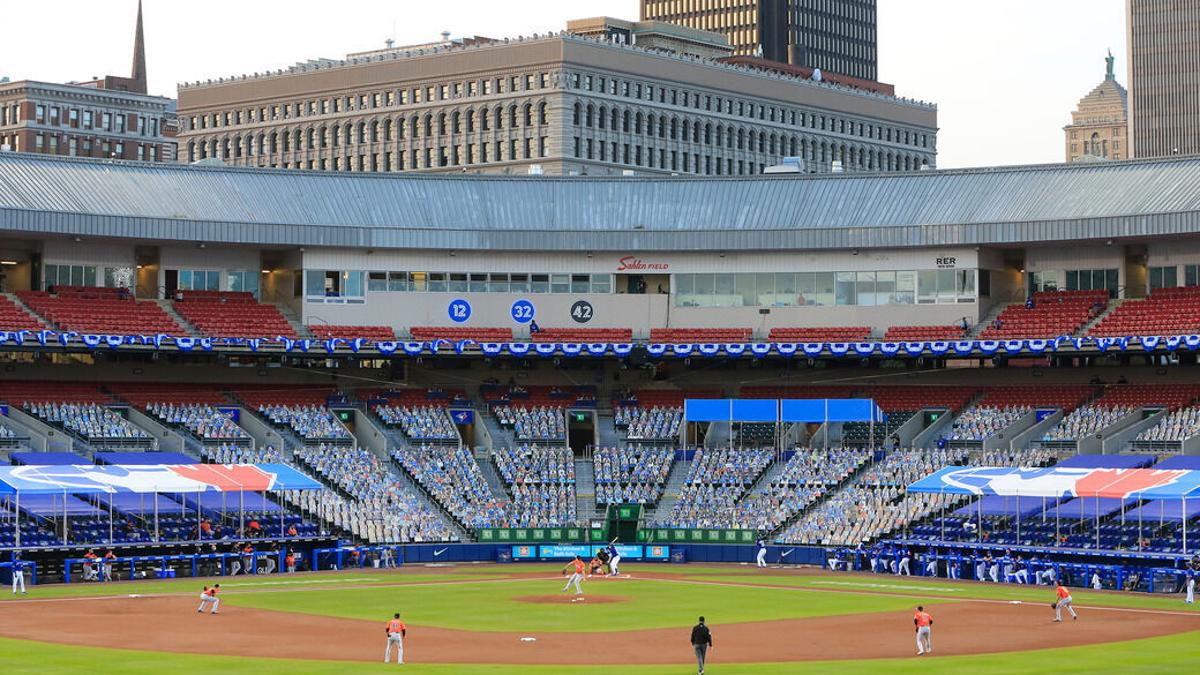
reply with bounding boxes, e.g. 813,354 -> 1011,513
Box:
521,637 -> 537,643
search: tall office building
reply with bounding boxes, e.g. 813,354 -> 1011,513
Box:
1125,0 -> 1200,158
640,0 -> 877,81
1064,52 -> 1128,162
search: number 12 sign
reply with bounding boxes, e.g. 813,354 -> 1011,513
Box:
448,299 -> 472,323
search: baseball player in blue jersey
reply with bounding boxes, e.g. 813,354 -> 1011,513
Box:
897,548 -> 911,576
11,552 -> 27,594
755,537 -> 767,568
1185,568 -> 1195,604
924,550 -> 938,578
607,542 -> 621,576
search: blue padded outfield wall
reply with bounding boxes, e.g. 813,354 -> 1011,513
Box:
685,398 -> 884,423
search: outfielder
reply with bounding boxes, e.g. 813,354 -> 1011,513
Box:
384,612 -> 407,664
756,537 -> 767,568
561,556 -> 585,596
1052,582 -> 1077,622
197,584 -> 220,614
11,552 -> 27,594
914,606 -> 933,656
608,542 -> 622,577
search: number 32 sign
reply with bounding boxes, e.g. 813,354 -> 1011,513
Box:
510,299 -> 535,324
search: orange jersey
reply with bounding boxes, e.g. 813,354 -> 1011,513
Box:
572,559 -> 585,575
1056,586 -> 1071,599
914,611 -> 932,627
205,587 -> 218,597
387,618 -> 406,635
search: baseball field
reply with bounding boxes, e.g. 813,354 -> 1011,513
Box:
1,563 -> 1198,673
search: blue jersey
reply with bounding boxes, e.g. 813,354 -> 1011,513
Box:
756,539 -> 766,551
607,545 -> 618,558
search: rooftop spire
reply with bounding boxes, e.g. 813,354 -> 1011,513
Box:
130,0 -> 147,94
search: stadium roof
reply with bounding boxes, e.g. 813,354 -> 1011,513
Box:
1,153 -> 1200,252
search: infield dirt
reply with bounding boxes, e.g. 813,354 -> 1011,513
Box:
1,588 -> 1195,664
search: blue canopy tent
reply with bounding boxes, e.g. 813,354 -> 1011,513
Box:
685,398 -> 885,450
0,463 -> 321,548
907,466 -> 1200,553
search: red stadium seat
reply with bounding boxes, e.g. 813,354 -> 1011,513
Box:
768,327 -> 872,342
173,295 -> 296,339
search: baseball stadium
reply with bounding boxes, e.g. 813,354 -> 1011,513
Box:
0,152 -> 1199,672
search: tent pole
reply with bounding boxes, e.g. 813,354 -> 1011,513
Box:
14,491 -> 19,549
1016,490 -> 1021,544
1138,507 -> 1143,552
63,488 -> 68,546
1184,497 -> 1188,555
154,487 -> 159,543
108,493 -> 113,545
977,497 -> 982,543
1095,495 -> 1100,549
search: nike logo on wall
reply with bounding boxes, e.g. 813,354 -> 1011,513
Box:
433,548 -> 448,557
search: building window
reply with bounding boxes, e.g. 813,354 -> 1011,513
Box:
1148,266 -> 1178,290
44,264 -> 97,289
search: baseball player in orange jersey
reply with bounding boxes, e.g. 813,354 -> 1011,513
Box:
1052,582 -> 1077,621
913,606 -> 933,655
196,584 -> 220,614
561,555 -> 585,596
384,612 -> 407,664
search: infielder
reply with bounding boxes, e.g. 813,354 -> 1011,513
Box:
1052,582 -> 1077,621
755,538 -> 768,568
914,606 -> 933,656
384,612 -> 407,664
11,552 -> 27,594
561,556 -> 585,596
608,542 -> 622,577
197,583 -> 220,614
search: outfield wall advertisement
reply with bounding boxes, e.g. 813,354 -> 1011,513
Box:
511,545 -> 671,561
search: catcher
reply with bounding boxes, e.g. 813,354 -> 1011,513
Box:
1051,582 -> 1077,621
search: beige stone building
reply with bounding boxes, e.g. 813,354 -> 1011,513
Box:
175,30 -> 935,177
1064,52 -> 1128,163
1126,0 -> 1200,158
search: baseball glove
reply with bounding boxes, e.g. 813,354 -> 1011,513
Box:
1050,602 -> 1058,609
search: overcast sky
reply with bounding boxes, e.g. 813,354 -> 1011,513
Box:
0,0 -> 1127,168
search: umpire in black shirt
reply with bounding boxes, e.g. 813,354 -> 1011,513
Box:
690,616 -> 713,674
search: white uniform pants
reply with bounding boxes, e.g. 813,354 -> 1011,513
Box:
1186,577 -> 1194,603
898,557 -> 911,575
562,572 -> 583,594
384,634 -> 404,663
916,626 -> 931,654
976,562 -> 987,581
610,555 -> 621,575
925,560 -> 937,577
1015,570 -> 1029,584
12,570 -> 25,593
989,563 -> 1000,583
197,595 -> 219,613
1055,596 -> 1076,620
756,548 -> 767,567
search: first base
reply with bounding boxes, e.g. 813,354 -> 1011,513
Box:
520,637 -> 537,642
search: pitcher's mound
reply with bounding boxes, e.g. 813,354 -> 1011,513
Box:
515,595 -> 629,605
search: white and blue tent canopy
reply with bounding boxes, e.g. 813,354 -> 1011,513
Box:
907,466 -> 1200,500
0,463 -> 321,496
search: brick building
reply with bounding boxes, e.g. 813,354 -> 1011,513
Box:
0,1 -> 176,162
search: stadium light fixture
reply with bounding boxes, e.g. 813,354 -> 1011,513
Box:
261,269 -> 272,274
0,260 -> 17,266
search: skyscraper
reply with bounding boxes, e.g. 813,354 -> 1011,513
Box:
640,0 -> 877,81
1125,0 -> 1200,158
1064,52 -> 1128,162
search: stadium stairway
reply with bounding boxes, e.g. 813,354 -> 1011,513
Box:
573,458 -> 604,524
474,447 -> 510,497
478,408 -> 520,448
595,412 -> 621,448
2,292 -> 50,329
969,303 -> 1008,338
644,457 -> 692,524
1078,298 -> 1123,336
155,300 -> 202,336
279,307 -> 313,339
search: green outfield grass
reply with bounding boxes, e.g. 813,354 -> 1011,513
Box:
2,564 -> 1198,673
